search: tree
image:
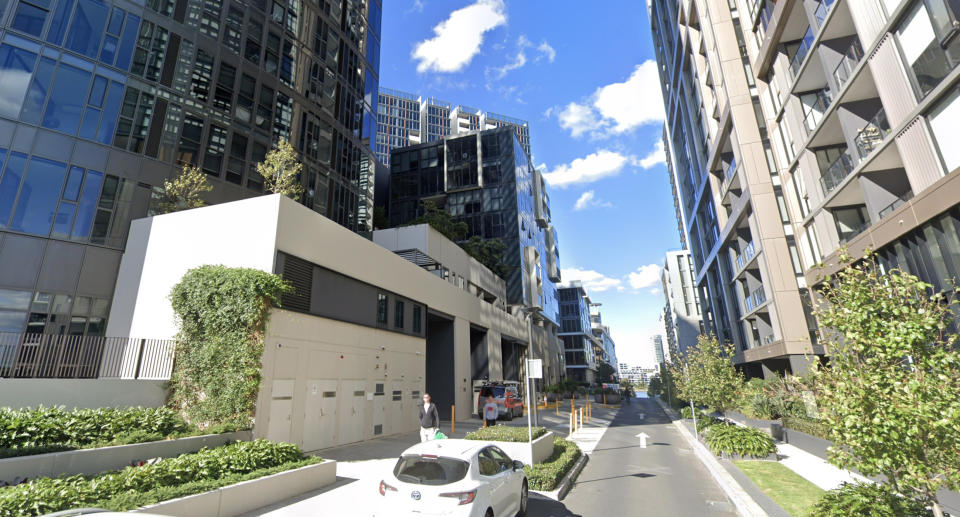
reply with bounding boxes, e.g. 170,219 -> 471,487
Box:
156,165 -> 212,214
596,362 -> 617,384
405,200 -> 467,241
647,376 -> 662,396
460,236 -> 510,278
256,140 -> 304,199
812,252 -> 960,517
405,201 -> 510,279
373,206 -> 389,230
670,334 -> 744,421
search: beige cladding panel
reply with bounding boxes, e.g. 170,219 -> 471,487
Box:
868,34 -> 918,128
847,0 -> 887,49
895,117 -> 945,193
453,317 -> 472,420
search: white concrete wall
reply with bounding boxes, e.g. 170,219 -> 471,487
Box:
0,379 -> 168,409
106,195 -> 282,339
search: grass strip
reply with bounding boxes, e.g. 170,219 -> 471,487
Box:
733,460 -> 824,517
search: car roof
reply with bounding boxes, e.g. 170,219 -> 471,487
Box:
401,439 -> 487,459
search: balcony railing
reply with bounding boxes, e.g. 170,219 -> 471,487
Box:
878,192 -> 914,218
819,153 -> 855,196
854,108 -> 891,159
744,287 -> 768,312
814,0 -> 837,28
735,241 -> 757,271
802,88 -> 833,133
721,159 -> 739,195
0,333 -> 175,379
833,39 -> 864,89
762,334 -> 777,345
790,29 -> 816,76
838,220 -> 870,243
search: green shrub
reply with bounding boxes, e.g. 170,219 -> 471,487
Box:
808,483 -> 932,517
704,424 -> 776,458
169,265 -> 291,428
782,416 -> 831,441
0,439 -> 307,517
681,406 -> 710,420
523,438 -> 581,491
464,426 -> 547,442
0,406 -> 191,450
696,416 -> 723,434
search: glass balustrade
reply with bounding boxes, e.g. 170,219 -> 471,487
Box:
854,108 -> 890,159
819,153 -> 854,195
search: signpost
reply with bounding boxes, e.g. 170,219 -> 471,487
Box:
525,358 -> 542,461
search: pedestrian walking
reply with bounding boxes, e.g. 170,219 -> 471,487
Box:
483,395 -> 499,427
419,393 -> 440,442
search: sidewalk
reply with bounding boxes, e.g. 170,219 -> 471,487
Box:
240,401 -> 618,516
776,443 -> 869,491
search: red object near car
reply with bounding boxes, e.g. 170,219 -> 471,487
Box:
476,382 -> 523,420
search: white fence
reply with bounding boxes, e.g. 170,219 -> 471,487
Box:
0,333 -> 174,380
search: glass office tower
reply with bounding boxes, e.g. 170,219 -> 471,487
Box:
0,0 -> 381,336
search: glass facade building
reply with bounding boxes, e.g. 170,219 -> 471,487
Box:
558,282 -> 596,382
0,0 -> 382,336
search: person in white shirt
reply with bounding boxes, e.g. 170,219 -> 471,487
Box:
483,395 -> 499,427
418,393 -> 440,442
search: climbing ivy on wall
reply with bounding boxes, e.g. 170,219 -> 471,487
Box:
169,265 -> 291,428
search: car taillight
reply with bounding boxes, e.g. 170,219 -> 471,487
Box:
439,489 -> 477,505
379,480 -> 398,496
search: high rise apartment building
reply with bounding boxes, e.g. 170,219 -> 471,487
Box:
650,0 -> 822,377
0,0 -> 381,337
652,0 -> 960,378
652,334 -> 666,366
375,88 -> 531,165
590,308 -> 619,379
661,249 -> 703,358
559,282 -> 598,383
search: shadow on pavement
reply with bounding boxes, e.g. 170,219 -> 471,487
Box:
527,493 -> 584,517
574,472 -> 656,485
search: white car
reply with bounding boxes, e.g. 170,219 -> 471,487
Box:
376,439 -> 528,517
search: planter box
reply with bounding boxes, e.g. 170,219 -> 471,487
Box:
726,411 -> 783,441
136,459 -> 337,517
476,431 -> 555,466
0,431 -> 251,484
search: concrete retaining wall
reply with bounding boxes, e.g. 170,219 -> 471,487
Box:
0,431 -> 251,484
0,379 -> 169,410
726,411 -> 783,441
483,431 -> 555,466
136,459 -> 337,516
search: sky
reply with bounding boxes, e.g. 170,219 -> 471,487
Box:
379,0 -> 679,368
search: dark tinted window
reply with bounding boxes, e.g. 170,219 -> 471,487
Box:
393,455 -> 469,486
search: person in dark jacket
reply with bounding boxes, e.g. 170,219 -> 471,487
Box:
419,393 -> 440,442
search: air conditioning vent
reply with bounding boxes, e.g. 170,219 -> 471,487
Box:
279,253 -> 313,312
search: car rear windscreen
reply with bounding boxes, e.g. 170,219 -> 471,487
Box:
393,455 -> 470,486
492,387 -> 505,397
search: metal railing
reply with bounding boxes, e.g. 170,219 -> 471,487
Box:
744,287 -> 768,312
790,29 -> 816,76
0,333 -> 174,380
819,153 -> 855,195
802,88 -> 833,133
721,159 -> 739,195
838,221 -> 870,243
833,39 -> 864,89
854,108 -> 891,159
762,334 -> 777,345
878,192 -> 914,218
814,0 -> 837,27
735,241 -> 757,271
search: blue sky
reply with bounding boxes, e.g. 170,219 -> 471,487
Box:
380,0 -> 680,368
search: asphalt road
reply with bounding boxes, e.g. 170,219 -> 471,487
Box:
525,396 -> 737,516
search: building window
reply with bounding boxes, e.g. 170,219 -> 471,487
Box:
928,82 -> 960,173
394,300 -> 404,329
412,305 -> 421,333
130,20 -> 168,82
12,0 -> 49,37
896,0 -> 960,98
114,87 -> 154,153
376,293 -> 387,324
176,115 -> 204,166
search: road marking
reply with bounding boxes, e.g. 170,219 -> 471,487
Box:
636,432 -> 650,448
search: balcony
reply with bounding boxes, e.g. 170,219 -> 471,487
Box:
832,39 -> 864,90
735,241 -> 757,271
854,108 -> 891,159
744,287 -> 768,312
720,159 -> 740,197
789,28 -> 815,77
819,153 -> 854,196
878,192 -> 914,218
802,89 -> 833,133
814,0 -> 837,27
838,220 -> 869,243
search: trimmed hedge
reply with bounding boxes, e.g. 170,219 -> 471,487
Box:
464,426 -> 547,442
808,482 -> 932,517
782,416 -> 831,441
0,439 -> 309,517
523,438 -> 581,491
704,424 -> 776,458
0,406 -> 191,450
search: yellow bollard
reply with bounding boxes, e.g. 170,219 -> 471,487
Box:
578,408 -> 583,430
451,405 -> 455,434
568,412 -> 573,436
556,401 -> 559,416
571,397 -> 574,414
603,392 -> 607,406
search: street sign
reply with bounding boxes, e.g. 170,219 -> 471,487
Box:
602,383 -> 620,390
527,359 -> 543,379
636,432 -> 650,448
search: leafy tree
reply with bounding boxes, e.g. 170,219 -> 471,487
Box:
156,165 -> 212,214
460,236 -> 510,278
647,376 -> 662,396
405,200 -> 468,241
596,362 -> 617,383
373,206 -> 389,230
256,139 -> 304,199
670,334 -> 744,422
405,201 -> 510,279
812,252 -> 960,517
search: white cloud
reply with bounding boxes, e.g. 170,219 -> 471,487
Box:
552,60 -> 665,139
487,35 -> 529,82
412,0 -> 506,73
628,264 -> 661,290
561,268 -> 622,292
542,150 -> 637,189
573,190 -> 613,211
408,0 -> 426,13
638,139 -> 666,169
537,40 -> 556,62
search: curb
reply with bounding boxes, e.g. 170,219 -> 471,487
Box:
531,452 -> 589,502
654,397 -> 768,517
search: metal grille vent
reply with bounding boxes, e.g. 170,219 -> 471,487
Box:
280,253 -> 313,312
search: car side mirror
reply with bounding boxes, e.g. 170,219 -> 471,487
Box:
513,460 -> 524,471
